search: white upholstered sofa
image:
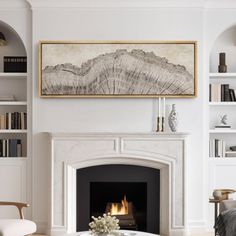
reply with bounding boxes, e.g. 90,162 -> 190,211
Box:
0,202 -> 36,236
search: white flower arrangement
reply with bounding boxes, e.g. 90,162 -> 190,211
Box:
89,213 -> 120,235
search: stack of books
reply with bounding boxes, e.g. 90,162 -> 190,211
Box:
0,112 -> 27,129
209,84 -> 236,102
0,139 -> 22,157
209,139 -> 226,157
4,56 -> 27,73
0,95 -> 15,101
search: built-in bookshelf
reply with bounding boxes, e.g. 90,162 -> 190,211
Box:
209,73 -> 236,158
0,72 -> 27,158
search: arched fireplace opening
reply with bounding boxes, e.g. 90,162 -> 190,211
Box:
76,164 -> 160,234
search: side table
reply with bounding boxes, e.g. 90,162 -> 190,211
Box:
209,198 -> 222,236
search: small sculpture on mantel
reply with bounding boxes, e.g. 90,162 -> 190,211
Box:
215,114 -> 231,129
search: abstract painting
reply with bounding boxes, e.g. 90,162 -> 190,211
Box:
39,41 -> 197,97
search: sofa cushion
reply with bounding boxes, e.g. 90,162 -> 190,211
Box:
220,200 -> 236,212
0,219 -> 36,236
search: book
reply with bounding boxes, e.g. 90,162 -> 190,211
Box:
211,84 -> 219,102
2,140 -> 6,157
226,151 -> 236,157
215,126 -> 231,128
224,84 -> 231,101
215,139 -> 219,157
0,140 -> 2,157
3,56 -> 27,73
6,139 -> 9,157
17,140 -> 22,157
209,84 -> 212,101
0,95 -> 15,101
9,139 -> 18,157
229,89 -> 235,101
221,84 -> 225,101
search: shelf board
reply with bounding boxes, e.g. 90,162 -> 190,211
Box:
209,73 -> 236,78
0,101 -> 27,105
209,157 -> 236,159
209,129 -> 236,133
0,129 -> 27,133
209,102 -> 236,106
0,157 -> 27,160
0,73 -> 27,78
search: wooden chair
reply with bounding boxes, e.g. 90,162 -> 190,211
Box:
0,202 -> 36,236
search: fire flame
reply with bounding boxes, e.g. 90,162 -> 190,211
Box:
110,195 -> 129,215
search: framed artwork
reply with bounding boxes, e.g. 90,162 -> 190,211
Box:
39,41 -> 197,98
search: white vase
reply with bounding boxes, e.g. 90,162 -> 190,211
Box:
168,104 -> 178,132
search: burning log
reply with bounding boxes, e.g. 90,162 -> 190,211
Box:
105,195 -> 137,230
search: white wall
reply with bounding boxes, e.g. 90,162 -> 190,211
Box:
2,0 -> 236,234
31,7 -> 205,233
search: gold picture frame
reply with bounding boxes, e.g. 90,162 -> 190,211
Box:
39,41 -> 197,98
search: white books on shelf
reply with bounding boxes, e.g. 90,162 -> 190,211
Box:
0,95 -> 15,101
209,138 -> 226,158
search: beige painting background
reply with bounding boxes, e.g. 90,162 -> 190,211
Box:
41,43 -> 195,76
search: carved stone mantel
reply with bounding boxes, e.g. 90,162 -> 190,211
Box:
48,132 -> 188,236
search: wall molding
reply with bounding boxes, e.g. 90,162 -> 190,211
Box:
0,0 -> 29,9
26,0 -> 236,9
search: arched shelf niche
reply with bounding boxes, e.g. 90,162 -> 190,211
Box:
0,20 -> 27,72
210,24 -> 236,73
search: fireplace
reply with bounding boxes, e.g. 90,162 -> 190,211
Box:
76,165 -> 160,234
48,132 -> 187,236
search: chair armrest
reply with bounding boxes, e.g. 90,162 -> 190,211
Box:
0,202 -> 29,219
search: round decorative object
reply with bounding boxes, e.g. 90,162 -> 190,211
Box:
168,104 -> 178,132
213,190 -> 222,200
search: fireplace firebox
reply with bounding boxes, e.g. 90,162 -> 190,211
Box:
76,165 -> 160,234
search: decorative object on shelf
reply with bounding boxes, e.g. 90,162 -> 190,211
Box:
3,56 -> 27,73
218,52 -> 227,73
39,41 -> 197,97
215,115 -> 231,129
89,213 -> 120,235
213,190 -> 222,200
213,189 -> 236,200
229,146 -> 236,151
156,97 -> 165,132
168,104 -> 178,132
0,32 -> 7,46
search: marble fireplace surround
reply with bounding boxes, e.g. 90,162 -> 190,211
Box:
48,132 -> 188,236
